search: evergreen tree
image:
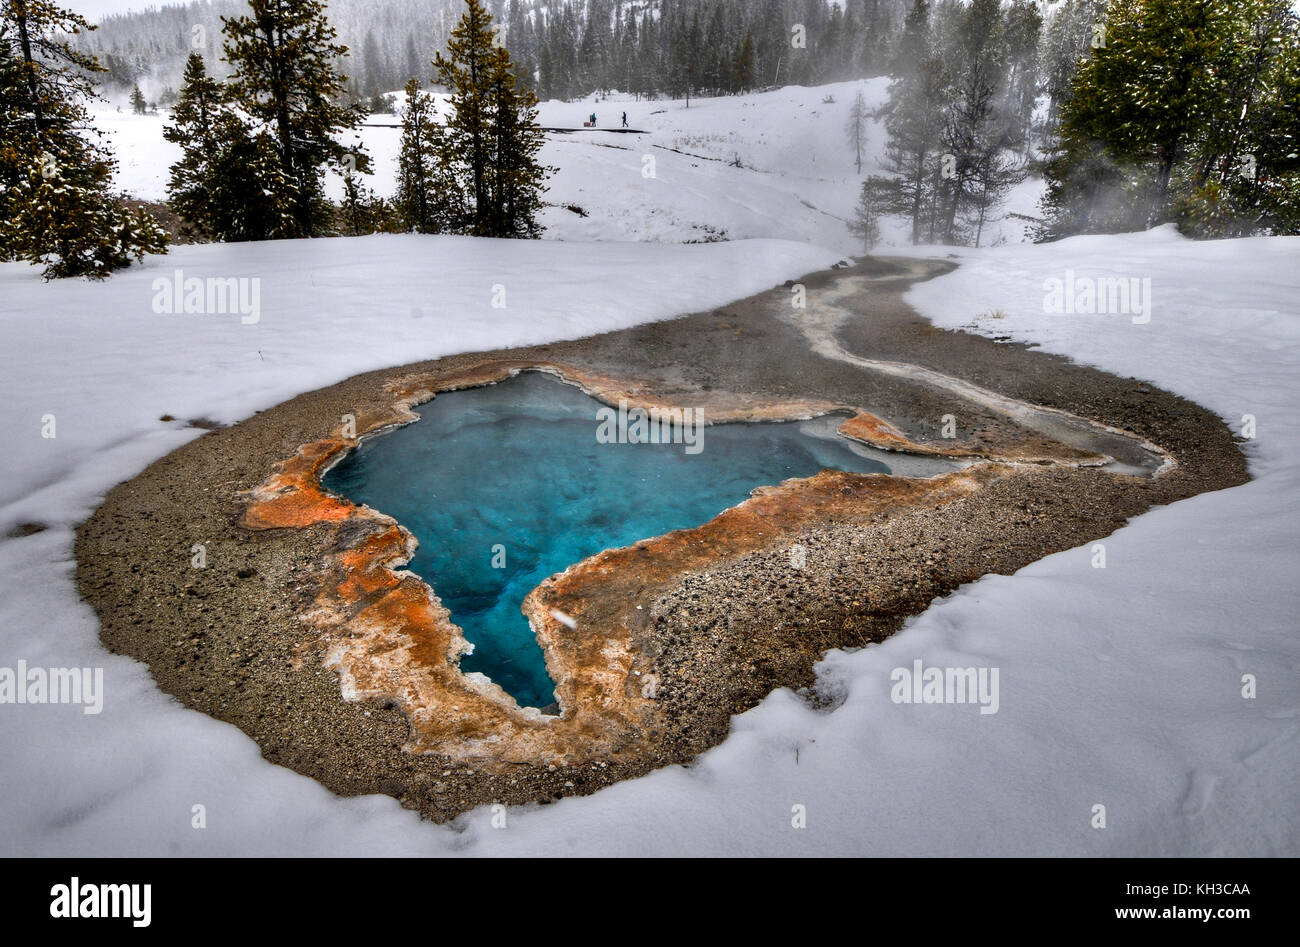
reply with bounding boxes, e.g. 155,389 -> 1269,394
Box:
1176,0 -> 1300,236
617,7 -> 639,97
394,76 -> 462,232
403,34 -> 421,86
0,0 -> 166,278
1039,0 -> 1107,131
672,8 -> 702,105
163,51 -> 291,242
163,53 -> 224,238
1001,0 -> 1043,157
1042,0 -> 1300,237
881,0 -> 950,244
434,0 -> 550,238
221,0 -> 371,239
361,31 -> 383,97
434,0 -> 494,231
337,167 -> 395,235
734,30 -> 757,93
937,0 -> 1024,245
637,10 -> 659,98
578,0 -> 612,94
485,41 -> 549,237
846,87 -> 871,174
849,175 -> 892,250
129,82 -> 146,114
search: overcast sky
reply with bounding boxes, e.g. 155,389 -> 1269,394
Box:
70,0 -> 181,23
64,0 -> 1300,29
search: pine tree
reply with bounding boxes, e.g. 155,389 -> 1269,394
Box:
394,76 -> 462,233
163,52 -> 292,242
846,88 -> 871,175
221,0 -> 371,239
1001,0 -> 1044,157
361,30 -> 383,97
619,8 -> 639,98
485,42 -> 550,237
0,33 -> 27,231
1040,0 -> 1108,131
434,0 -> 550,238
671,9 -> 702,106
849,175 -> 892,250
734,31 -> 757,93
881,0 -> 950,244
1176,0 -> 1300,236
1042,0 -> 1300,237
129,82 -> 146,114
402,34 -> 421,86
0,0 -> 166,279
578,0 -> 613,94
936,0 -> 1025,245
336,168 -> 395,235
434,0 -> 495,233
163,54 -> 222,237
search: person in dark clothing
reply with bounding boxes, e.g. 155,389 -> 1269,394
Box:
622,111 -> 628,128
590,112 -> 597,126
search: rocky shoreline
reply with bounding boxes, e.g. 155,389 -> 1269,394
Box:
74,256 -> 1248,821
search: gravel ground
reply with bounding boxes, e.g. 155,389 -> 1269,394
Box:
75,256 -> 1248,821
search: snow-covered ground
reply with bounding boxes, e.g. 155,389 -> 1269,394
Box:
0,236 -> 847,856
99,80 -> 1043,253
3,224 -> 1296,856
5,71 -> 1297,855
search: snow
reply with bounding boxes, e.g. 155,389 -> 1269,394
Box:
0,235 -> 844,855
4,226 -> 1295,856
96,80 -> 1045,253
4,88 -> 1296,856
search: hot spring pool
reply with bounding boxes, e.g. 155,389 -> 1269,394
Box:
323,371 -> 944,709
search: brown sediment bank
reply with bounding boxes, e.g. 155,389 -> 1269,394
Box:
75,256 -> 1247,819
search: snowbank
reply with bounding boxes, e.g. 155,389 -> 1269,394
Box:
1,226 -> 1295,856
0,235 -> 840,856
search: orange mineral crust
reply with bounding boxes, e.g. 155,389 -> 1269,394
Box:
238,359 -> 1053,768
73,258 -> 1244,823
239,439 -> 356,529
838,410 -> 1104,465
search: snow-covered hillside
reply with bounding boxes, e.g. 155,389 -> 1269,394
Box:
98,80 -> 1045,253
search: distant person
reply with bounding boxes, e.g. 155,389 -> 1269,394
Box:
622,111 -> 628,128
591,112 -> 597,126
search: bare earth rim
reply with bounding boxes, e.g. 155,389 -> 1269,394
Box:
75,256 -> 1248,821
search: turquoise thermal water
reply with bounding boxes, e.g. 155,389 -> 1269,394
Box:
322,371 -> 900,709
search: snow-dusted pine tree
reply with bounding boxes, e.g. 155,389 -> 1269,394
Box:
1042,0 -> 1300,238
163,52 -> 293,242
433,0 -> 550,238
849,176 -> 893,251
395,77 -> 462,233
0,0 -> 166,279
221,0 -> 371,238
881,0 -> 950,244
